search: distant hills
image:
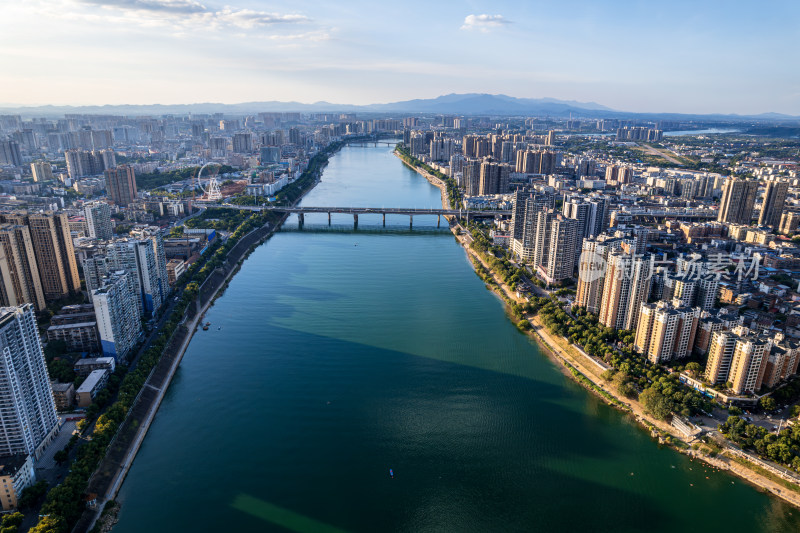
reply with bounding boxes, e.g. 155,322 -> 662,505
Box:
0,94 -> 797,121
361,93 -> 614,114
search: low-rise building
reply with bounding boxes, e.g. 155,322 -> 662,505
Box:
50,382 -> 75,411
73,357 -> 115,377
166,258 -> 186,286
0,454 -> 34,511
75,369 -> 109,408
46,319 -> 100,353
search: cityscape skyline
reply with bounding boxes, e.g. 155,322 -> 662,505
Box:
3,1 -> 800,114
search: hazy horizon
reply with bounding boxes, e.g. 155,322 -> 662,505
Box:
3,1 -> 799,115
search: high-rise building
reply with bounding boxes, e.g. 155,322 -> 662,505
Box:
14,212 -> 80,301
131,226 -> 169,307
576,235 -> 624,314
105,165 -> 138,206
260,146 -> 281,164
693,311 -> 740,356
84,233 -> 168,317
704,326 -> 772,394
704,330 -> 738,386
538,215 -> 578,284
510,191 -> 556,263
0,224 -> 45,311
30,162 -> 54,182
0,141 -> 22,166
0,305 -> 59,459
758,181 -> 789,227
717,179 -> 758,224
232,133 -> 253,154
598,252 -> 652,330
83,201 -> 113,241
780,211 -> 800,235
99,149 -> 116,170
729,335 -> 772,395
663,275 -> 697,306
635,301 -> 700,364
93,270 -> 141,362
605,165 -> 633,185
429,138 -> 453,162
478,161 -> 510,195
696,275 -> 720,311
762,336 -> 800,388
64,149 -> 104,179
82,255 -> 110,304
462,159 -> 481,196
563,198 -> 591,248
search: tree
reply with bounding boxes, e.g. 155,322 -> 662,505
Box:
639,387 -> 673,420
760,396 -> 778,412
53,450 -> 68,465
729,406 -> 743,416
685,362 -> 701,378
28,515 -> 64,533
17,480 -> 48,509
43,340 -> 67,360
791,405 -> 800,418
1,512 -> 24,532
619,381 -> 639,399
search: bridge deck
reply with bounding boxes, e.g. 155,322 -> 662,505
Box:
204,204 -> 510,216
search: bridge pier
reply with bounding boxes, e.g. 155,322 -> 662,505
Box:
437,214 -> 441,228
382,213 -> 385,226
409,215 -> 413,228
354,214 -> 358,229
328,212 -> 331,225
298,212 -> 304,227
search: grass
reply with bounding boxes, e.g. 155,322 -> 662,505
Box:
727,454 -> 800,495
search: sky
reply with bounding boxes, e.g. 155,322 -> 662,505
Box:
2,0 -> 800,114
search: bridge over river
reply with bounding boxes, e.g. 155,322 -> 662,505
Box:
203,204 -> 511,227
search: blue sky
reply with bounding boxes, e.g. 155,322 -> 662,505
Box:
2,0 -> 799,114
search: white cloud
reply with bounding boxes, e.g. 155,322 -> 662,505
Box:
460,14 -> 511,32
74,0 -> 310,30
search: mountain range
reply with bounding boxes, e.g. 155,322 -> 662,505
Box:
0,93 -> 797,120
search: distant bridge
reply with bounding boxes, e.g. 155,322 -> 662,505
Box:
612,207 -> 717,222
203,204 -> 510,227
346,141 -> 398,147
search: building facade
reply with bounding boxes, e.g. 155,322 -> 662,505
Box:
0,305 -> 59,459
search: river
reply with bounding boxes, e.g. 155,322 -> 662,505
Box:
113,142 -> 800,532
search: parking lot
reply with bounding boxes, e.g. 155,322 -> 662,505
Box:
35,419 -> 78,476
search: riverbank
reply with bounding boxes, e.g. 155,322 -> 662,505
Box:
78,147 -> 341,533
398,147 -> 800,510
393,149 -> 453,211
458,227 -> 800,509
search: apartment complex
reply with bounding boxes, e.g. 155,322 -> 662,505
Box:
0,223 -> 45,310
717,178 -> 758,224
635,301 -> 700,364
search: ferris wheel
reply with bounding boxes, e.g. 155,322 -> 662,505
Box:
195,162 -> 223,202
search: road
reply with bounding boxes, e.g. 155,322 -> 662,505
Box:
637,143 -> 685,165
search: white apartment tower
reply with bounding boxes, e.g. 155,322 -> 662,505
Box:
93,271 -> 141,362
0,305 -> 59,459
84,201 -> 113,241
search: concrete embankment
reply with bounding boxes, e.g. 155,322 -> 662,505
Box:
394,151 -> 452,211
